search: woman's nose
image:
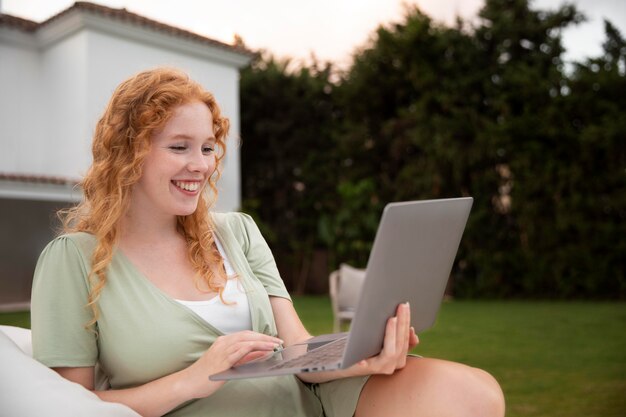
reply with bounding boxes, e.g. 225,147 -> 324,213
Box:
187,150 -> 210,172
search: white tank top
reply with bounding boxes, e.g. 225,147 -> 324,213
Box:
175,238 -> 252,334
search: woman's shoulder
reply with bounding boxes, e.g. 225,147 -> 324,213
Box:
211,211 -> 256,234
34,232 -> 96,282
42,231 -> 97,258
211,211 -> 262,250
52,231 -> 96,245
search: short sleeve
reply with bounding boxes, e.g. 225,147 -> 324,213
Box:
235,213 -> 291,300
31,235 -> 98,368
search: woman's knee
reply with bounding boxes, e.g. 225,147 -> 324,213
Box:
413,358 -> 505,417
357,357 -> 505,417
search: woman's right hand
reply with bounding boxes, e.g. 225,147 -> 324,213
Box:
55,331 -> 282,417
177,331 -> 283,399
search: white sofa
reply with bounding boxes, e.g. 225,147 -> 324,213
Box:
0,325 -> 140,417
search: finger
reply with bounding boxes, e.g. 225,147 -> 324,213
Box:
221,334 -> 282,355
396,303 -> 410,353
382,316 -> 398,356
214,334 -> 274,353
392,304 -> 411,368
408,327 -> 419,349
225,341 -> 278,365
235,350 -> 274,366
230,331 -> 283,345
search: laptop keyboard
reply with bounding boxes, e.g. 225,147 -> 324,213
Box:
269,337 -> 347,371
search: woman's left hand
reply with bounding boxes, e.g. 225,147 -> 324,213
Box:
349,302 -> 419,375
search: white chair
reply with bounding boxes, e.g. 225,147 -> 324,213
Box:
329,264 -> 366,332
0,325 -> 140,417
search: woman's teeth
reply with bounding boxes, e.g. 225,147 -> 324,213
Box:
173,181 -> 200,192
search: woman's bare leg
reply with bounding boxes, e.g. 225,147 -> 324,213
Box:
355,357 -> 505,417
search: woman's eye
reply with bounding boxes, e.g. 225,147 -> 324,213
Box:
202,146 -> 214,154
169,146 -> 187,151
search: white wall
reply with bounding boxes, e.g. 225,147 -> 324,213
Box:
0,13 -> 247,211
0,39 -> 41,173
39,31 -> 89,178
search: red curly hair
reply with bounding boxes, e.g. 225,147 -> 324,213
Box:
59,67 -> 231,328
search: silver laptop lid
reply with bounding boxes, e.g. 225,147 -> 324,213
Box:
341,197 -> 473,367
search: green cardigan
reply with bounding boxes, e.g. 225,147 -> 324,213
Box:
31,212 -> 367,417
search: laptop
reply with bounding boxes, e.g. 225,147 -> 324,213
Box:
210,197 -> 473,381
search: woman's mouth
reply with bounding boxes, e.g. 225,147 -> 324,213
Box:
172,180 -> 201,193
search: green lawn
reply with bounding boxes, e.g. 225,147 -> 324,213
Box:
0,310 -> 30,328
292,298 -> 626,417
2,300 -> 625,417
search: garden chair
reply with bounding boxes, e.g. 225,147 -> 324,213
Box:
329,263 -> 366,332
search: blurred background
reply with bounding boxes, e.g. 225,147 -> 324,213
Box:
1,1 -> 624,416
1,0 -> 624,298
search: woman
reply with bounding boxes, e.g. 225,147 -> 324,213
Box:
31,67 -> 505,417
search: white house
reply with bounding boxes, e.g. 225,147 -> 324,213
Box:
0,2 -> 253,309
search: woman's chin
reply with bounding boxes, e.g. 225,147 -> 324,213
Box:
173,203 -> 200,217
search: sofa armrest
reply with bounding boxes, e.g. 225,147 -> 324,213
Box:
0,326 -> 140,417
0,325 -> 32,356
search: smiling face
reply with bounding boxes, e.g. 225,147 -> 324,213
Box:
130,100 -> 217,219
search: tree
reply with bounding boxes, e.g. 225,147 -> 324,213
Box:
239,1 -> 625,298
240,53 -> 338,293
551,20 -> 626,297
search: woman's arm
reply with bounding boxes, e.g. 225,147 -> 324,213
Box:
54,366 -> 191,416
270,296 -> 418,384
53,331 -> 282,417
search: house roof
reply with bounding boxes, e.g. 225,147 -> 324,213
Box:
0,1 -> 254,58
0,13 -> 39,32
0,173 -> 79,186
0,173 -> 82,202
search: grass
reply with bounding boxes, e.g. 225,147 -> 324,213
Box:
0,310 -> 30,328
3,300 -> 625,417
292,298 -> 626,417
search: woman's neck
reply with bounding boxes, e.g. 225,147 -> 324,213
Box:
118,208 -> 181,246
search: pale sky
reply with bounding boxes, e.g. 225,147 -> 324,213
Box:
2,0 -> 625,69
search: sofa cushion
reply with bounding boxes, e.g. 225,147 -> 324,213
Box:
0,326 -> 140,417
0,325 -> 32,356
